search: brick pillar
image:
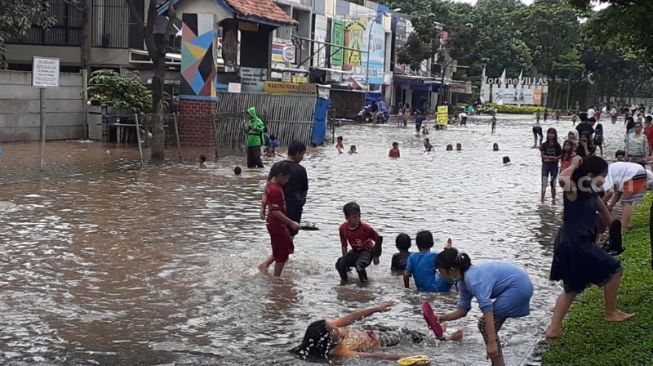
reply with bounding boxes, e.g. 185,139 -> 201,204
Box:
178,98 -> 217,147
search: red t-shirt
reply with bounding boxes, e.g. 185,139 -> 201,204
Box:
264,181 -> 287,226
644,126 -> 653,148
389,148 -> 400,158
339,222 -> 380,251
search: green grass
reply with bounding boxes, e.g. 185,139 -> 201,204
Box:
542,195 -> 653,365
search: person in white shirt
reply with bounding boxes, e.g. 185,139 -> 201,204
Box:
587,106 -> 596,120
603,161 -> 653,234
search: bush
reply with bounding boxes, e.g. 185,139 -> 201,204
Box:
484,103 -> 546,114
88,69 -> 152,114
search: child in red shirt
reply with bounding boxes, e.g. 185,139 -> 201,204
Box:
258,162 -> 300,276
388,142 -> 400,158
336,202 -> 383,284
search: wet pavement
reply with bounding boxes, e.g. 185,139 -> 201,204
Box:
0,116 -> 625,365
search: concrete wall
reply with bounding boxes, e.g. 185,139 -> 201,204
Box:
0,71 -> 85,142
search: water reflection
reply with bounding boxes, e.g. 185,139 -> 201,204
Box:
0,117 -> 624,365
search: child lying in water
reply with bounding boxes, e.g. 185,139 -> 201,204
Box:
290,301 -> 462,361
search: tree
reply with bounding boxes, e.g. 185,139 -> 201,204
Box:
88,70 -> 153,114
125,0 -> 176,161
0,0 -> 55,69
397,33 -> 433,72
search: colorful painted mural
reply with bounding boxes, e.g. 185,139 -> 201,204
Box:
181,13 -> 217,99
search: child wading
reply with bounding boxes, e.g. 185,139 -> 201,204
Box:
336,202 -> 383,284
434,248 -> 533,366
540,128 -> 562,203
391,233 -> 411,274
258,162 -> 300,276
547,156 -> 635,339
403,231 -> 451,292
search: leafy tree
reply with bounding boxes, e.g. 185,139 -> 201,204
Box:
397,33 -> 433,72
88,70 -> 152,114
0,0 -> 55,69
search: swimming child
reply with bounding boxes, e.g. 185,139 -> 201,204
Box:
424,138 -> 433,153
199,155 -> 207,168
493,143 -> 499,152
446,144 -> 453,151
456,143 -> 462,151
389,142 -> 400,158
503,156 -> 511,165
336,136 -> 345,153
435,247 -> 533,366
234,166 -> 242,175
540,127 -> 562,203
547,156 -> 635,339
258,161 -> 300,276
349,145 -> 357,154
391,233 -> 411,274
404,231 -> 451,292
289,301 -> 461,361
336,202 -> 383,284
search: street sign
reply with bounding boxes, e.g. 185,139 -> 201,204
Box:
437,106 -> 449,125
32,57 -> 60,88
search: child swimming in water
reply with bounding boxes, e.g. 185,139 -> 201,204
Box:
289,301 -> 462,361
349,145 -> 357,154
336,136 -> 345,154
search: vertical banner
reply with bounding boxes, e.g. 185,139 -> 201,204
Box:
437,105 -> 449,125
343,21 -> 364,70
366,21 -> 385,85
330,20 -> 345,68
313,14 -> 328,67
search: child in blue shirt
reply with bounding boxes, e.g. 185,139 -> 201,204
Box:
403,231 -> 451,292
434,247 -> 533,366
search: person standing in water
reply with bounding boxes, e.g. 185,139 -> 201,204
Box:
547,156 -> 635,339
244,107 -> 265,168
532,122 -> 543,148
490,114 -> 497,134
540,128 -> 562,203
435,247 -> 533,366
268,142 -> 308,236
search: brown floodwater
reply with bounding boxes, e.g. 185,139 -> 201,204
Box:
0,116 -> 624,365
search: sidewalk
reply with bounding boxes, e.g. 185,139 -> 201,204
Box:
542,195 -> 653,365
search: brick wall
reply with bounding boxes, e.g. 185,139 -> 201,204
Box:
178,98 -> 216,146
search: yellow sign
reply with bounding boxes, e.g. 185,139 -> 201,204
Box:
437,106 -> 449,125
264,81 -> 317,95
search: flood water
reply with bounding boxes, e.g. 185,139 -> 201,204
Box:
0,116 -> 624,365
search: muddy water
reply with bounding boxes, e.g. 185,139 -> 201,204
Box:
0,117 -> 624,365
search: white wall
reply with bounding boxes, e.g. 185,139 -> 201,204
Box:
0,71 -> 85,142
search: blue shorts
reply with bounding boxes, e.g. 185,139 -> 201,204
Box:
542,162 -> 559,181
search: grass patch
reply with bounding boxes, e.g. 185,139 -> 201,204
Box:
542,195 -> 653,365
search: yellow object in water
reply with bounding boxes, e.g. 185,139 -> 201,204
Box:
397,355 -> 432,366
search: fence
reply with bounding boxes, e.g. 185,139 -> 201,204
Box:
214,92 -> 317,148
0,70 -> 85,142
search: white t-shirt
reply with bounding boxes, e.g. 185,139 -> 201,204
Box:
587,108 -> 596,119
604,162 -> 646,192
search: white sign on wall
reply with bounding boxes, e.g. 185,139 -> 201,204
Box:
240,67 -> 266,92
32,57 -> 60,87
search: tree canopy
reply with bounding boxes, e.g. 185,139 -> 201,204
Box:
0,0 -> 56,69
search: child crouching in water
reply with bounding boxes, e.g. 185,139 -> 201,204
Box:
403,231 -> 451,292
336,202 -> 382,284
290,301 -> 462,361
434,247 -> 533,366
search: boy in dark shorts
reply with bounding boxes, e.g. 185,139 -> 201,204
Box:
258,162 -> 300,276
336,202 -> 383,284
391,233 -> 411,274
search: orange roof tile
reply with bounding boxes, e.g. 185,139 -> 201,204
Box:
225,0 -> 296,25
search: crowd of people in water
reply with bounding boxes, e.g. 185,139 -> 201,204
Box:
247,104 -> 651,365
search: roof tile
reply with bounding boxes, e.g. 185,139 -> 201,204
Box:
226,0 -> 296,25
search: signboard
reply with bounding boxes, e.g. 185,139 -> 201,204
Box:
330,20 -> 345,68
366,22 -> 385,85
264,81 -> 317,95
32,57 -> 60,87
240,67 -> 266,92
227,82 -> 241,93
437,106 -> 448,125
313,14 -> 328,67
344,21 -> 364,68
272,39 -> 296,63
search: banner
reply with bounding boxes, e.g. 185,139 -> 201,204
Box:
344,21 -> 365,69
330,20 -> 345,68
365,21 -> 385,85
313,15 -> 328,67
437,106 -> 448,125
264,81 -> 316,95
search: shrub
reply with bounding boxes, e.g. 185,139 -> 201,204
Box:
483,103 -> 546,114
88,69 -> 152,114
